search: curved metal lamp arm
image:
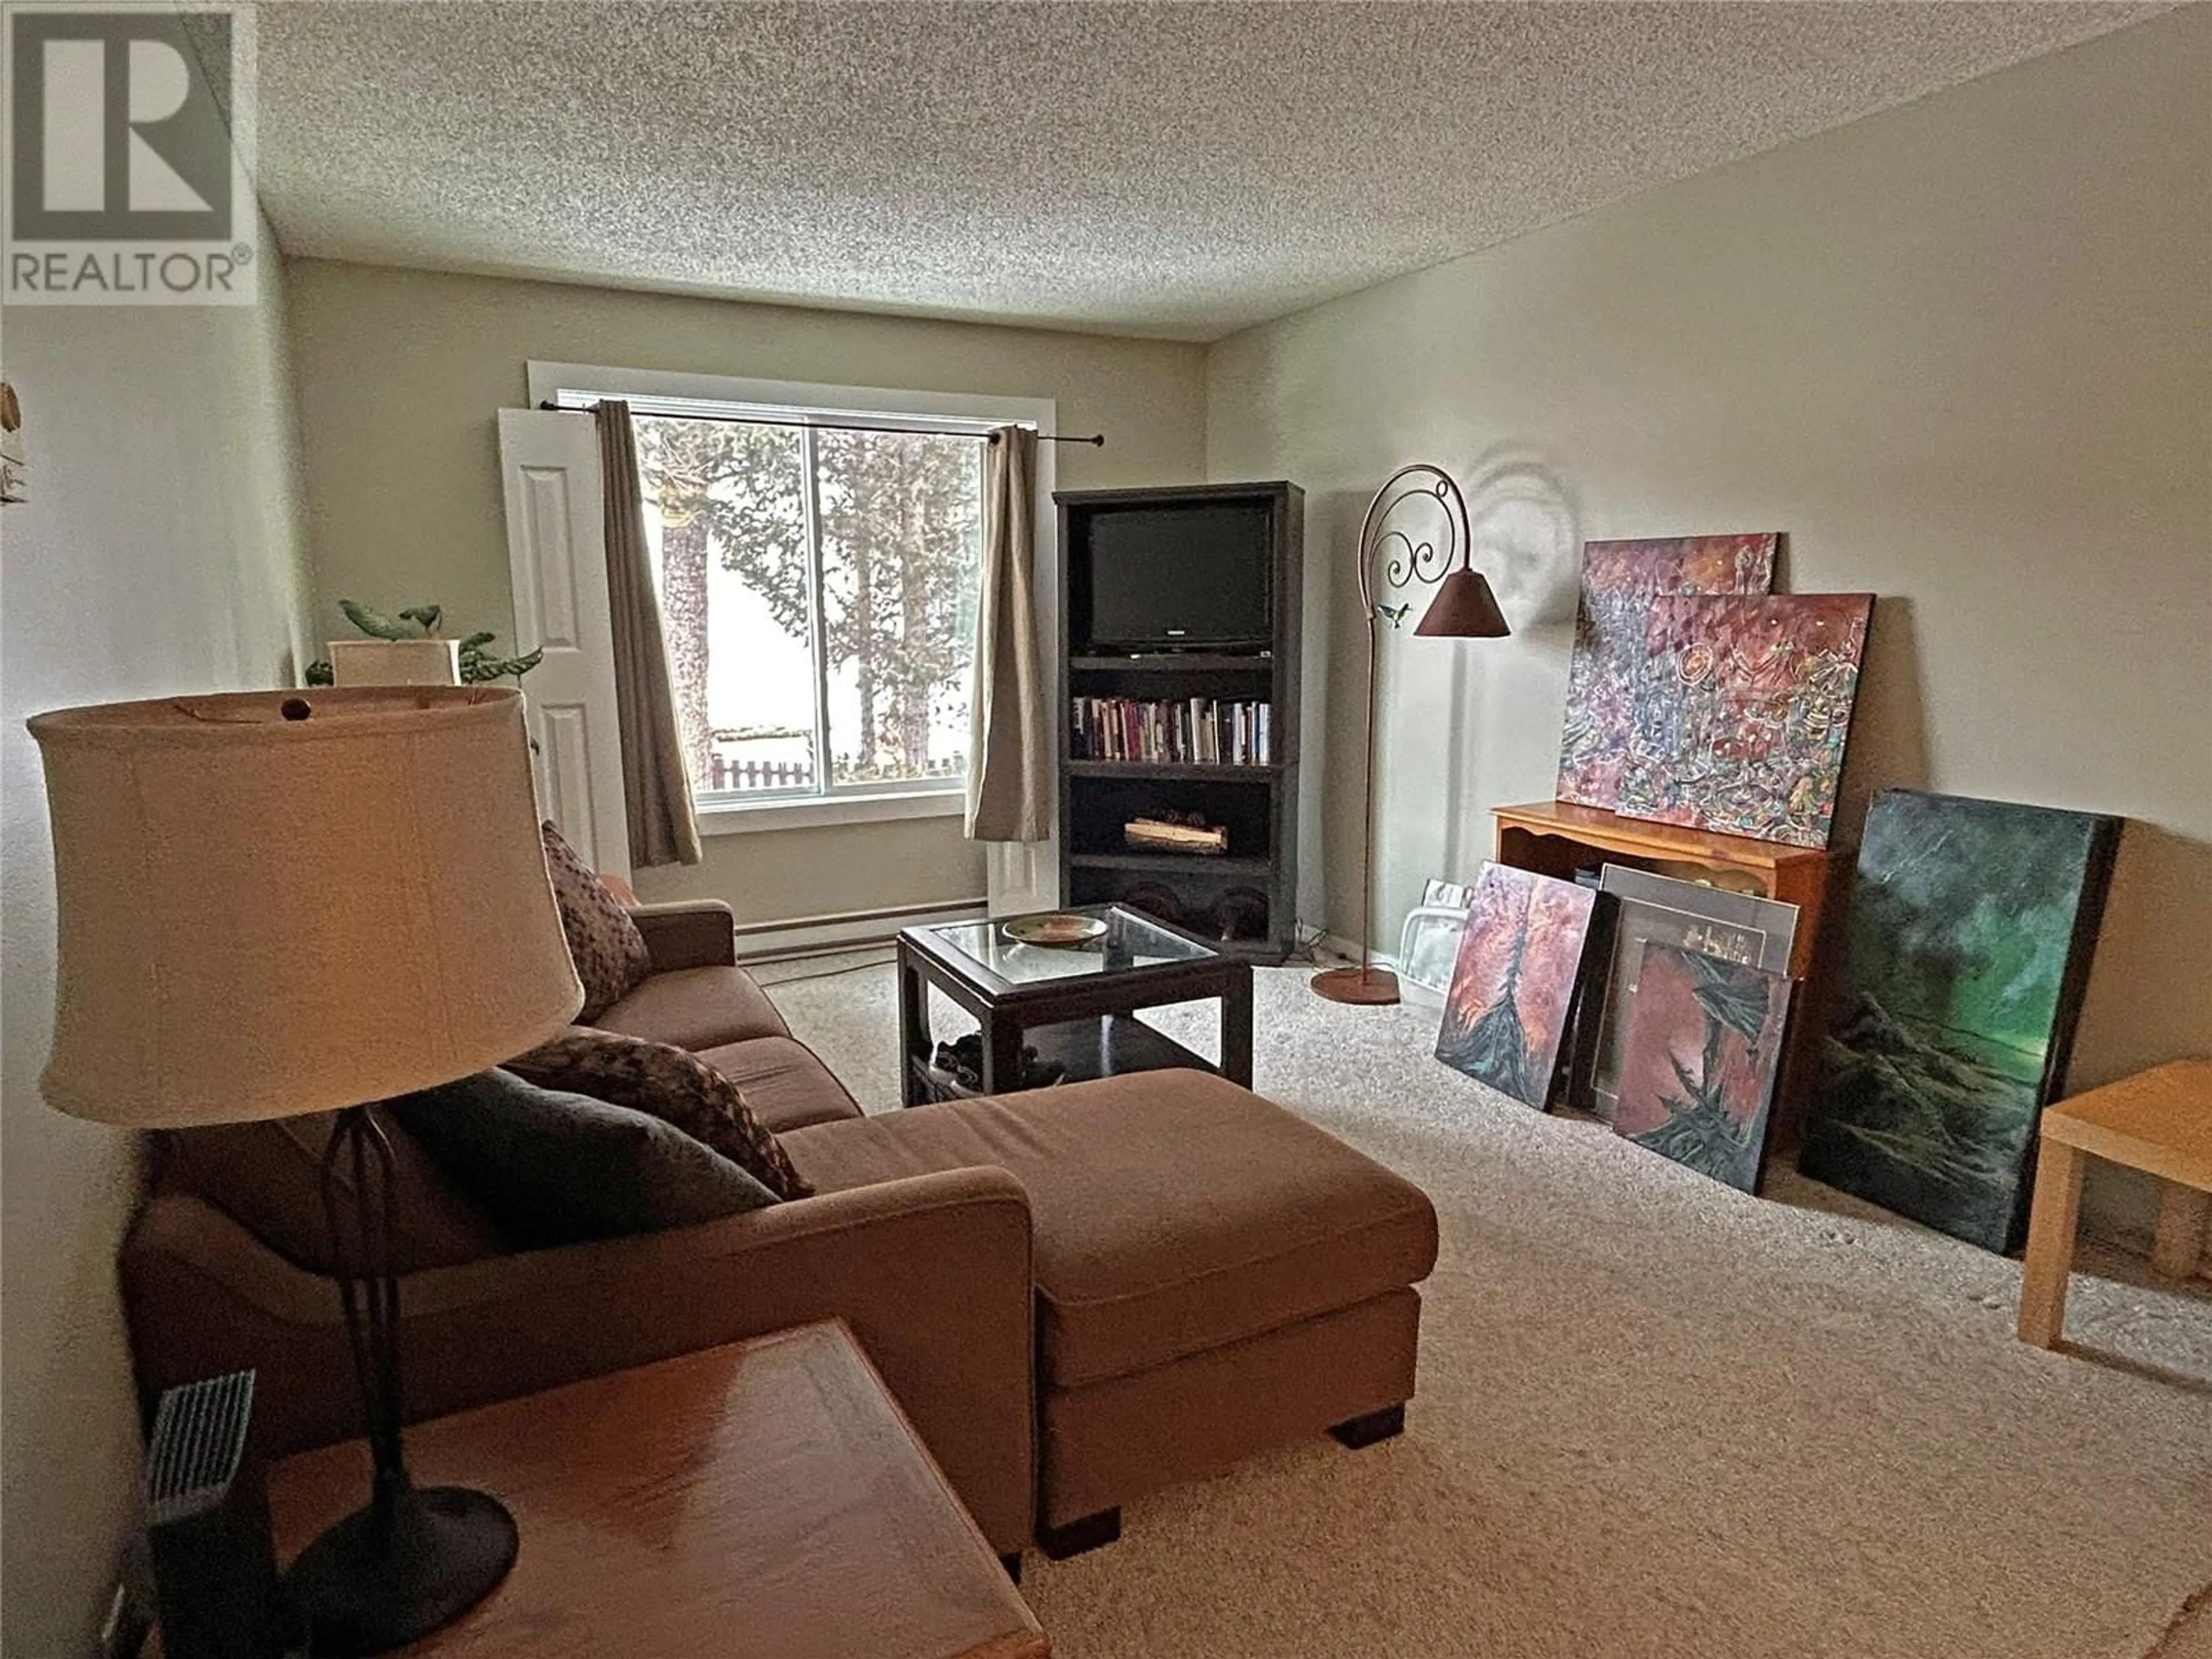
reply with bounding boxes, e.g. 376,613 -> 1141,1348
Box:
1316,461 -> 1484,1008
1354,462 -> 1476,621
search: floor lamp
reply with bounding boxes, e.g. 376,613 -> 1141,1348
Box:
30,686 -> 583,1655
1311,464 -> 1511,1006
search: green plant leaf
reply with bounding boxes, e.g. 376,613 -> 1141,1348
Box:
459,645 -> 544,684
338,599 -> 415,641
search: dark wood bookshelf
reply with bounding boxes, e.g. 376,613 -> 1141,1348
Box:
1069,852 -> 1277,876
1055,481 -> 1302,961
1066,759 -> 1285,782
1068,653 -> 1277,674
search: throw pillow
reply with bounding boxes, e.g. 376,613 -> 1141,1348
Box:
540,821 -> 653,1020
506,1027 -> 814,1200
389,1069 -> 778,1246
158,1108 -> 512,1274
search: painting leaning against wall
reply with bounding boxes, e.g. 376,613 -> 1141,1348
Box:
1577,866 -> 1799,1123
1554,535 -> 1777,812
1611,941 -> 1793,1194
1435,863 -> 1598,1109
1616,592 -> 1873,850
1796,789 -> 2120,1253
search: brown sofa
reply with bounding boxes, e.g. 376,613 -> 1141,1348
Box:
122,900 -> 1437,1560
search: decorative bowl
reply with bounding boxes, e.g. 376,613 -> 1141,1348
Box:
1002,913 -> 1108,948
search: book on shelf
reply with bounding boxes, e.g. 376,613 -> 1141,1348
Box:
1069,697 -> 1273,766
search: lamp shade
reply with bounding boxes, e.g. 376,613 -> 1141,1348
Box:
28,687 -> 582,1128
1412,568 -> 1512,638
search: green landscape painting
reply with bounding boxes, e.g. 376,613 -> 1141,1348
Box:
1797,790 -> 2119,1252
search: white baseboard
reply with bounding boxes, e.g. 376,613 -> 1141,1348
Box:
733,897 -> 985,963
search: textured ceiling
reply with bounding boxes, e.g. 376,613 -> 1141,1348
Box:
256,1 -> 2168,340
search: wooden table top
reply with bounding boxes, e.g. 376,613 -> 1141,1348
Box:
268,1323 -> 1047,1659
2043,1059 -> 2212,1190
1492,798 -> 1843,872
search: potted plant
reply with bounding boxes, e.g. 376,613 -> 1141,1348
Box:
305,602 -> 545,688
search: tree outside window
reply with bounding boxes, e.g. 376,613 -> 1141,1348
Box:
633,413 -> 983,797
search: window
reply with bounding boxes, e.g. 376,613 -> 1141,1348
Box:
634,410 -> 982,801
542,368 -> 1051,826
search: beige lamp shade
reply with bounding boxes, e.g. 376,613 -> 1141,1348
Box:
28,687 -> 584,1128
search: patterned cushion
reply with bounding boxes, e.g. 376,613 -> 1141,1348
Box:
540,821 -> 652,1020
507,1026 -> 814,1200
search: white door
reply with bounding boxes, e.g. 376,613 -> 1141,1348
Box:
497,409 -> 631,882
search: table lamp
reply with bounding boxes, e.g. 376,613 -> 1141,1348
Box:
1310,464 -> 1510,1006
29,686 -> 583,1655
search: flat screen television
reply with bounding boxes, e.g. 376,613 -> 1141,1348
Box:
1074,503 -> 1272,652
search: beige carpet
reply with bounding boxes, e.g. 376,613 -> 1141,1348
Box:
759,955 -> 2212,1659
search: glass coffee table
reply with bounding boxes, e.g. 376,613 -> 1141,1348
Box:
897,905 -> 1254,1105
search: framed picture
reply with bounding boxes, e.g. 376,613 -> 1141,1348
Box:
1798,790 -> 2120,1252
1575,866 -> 1798,1123
1,381 -> 24,503
1611,941 -> 1793,1193
1435,863 -> 1599,1109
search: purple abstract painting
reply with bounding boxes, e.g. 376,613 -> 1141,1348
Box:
1555,536 -> 1777,811
1616,593 -> 1873,850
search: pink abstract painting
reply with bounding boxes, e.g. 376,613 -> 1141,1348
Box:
1616,593 -> 1873,849
1612,941 -> 1791,1193
1555,535 -> 1777,812
1435,863 -> 1597,1109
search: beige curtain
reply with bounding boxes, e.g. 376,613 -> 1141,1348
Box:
965,426 -> 1050,842
595,400 -> 703,868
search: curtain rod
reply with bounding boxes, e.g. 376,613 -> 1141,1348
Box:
539,400 -> 1104,446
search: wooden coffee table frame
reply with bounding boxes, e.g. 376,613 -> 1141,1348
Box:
898,907 -> 1253,1106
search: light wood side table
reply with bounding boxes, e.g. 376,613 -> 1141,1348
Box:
267,1322 -> 1048,1659
2018,1059 -> 2212,1348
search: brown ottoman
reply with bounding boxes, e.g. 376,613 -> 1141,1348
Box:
784,1069 -> 1439,1555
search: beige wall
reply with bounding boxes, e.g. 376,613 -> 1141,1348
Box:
0,229 -> 313,1654
1207,12 -> 2211,1239
286,263 -> 1208,922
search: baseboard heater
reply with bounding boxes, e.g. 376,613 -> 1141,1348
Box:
733,897 -> 987,964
